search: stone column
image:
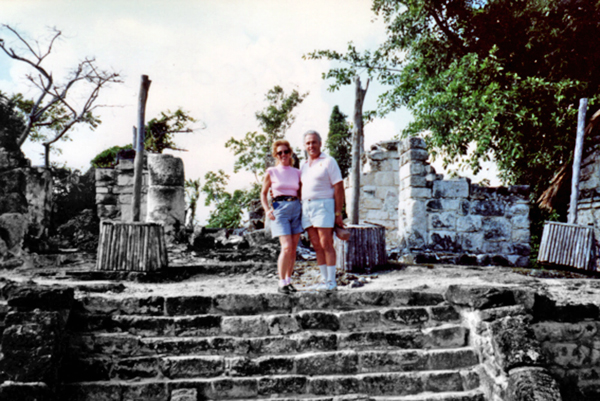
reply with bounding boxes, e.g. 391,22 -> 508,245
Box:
146,154 -> 185,239
398,137 -> 431,256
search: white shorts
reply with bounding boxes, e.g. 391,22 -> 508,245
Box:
302,198 -> 335,229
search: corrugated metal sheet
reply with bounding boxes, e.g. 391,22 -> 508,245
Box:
538,221 -> 597,271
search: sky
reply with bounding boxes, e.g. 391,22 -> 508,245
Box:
0,0 -> 498,224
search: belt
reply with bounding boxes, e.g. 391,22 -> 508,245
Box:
273,196 -> 298,202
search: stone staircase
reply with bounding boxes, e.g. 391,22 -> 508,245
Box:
60,290 -> 485,401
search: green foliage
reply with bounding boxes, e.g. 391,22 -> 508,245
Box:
145,108 -> 197,153
0,91 -> 26,150
307,0 -> 600,202
201,170 -> 250,228
51,167 -> 96,230
326,105 -> 352,178
225,86 -> 308,182
91,144 -> 133,168
90,109 -> 197,168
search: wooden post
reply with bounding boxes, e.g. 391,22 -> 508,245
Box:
349,76 -> 369,224
96,221 -> 168,271
568,98 -> 588,224
133,75 -> 152,222
335,224 -> 387,273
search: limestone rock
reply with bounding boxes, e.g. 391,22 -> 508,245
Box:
507,367 -> 562,401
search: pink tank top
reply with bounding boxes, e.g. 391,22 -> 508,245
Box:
267,165 -> 301,197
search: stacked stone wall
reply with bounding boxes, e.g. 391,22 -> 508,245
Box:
95,154 -> 185,239
576,140 -> 600,240
344,140 -> 400,246
398,137 -> 531,266
534,319 -> 600,400
95,159 -> 148,222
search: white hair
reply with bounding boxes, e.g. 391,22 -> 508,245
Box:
303,130 -> 322,143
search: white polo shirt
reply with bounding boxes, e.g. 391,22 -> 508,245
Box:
300,152 -> 343,200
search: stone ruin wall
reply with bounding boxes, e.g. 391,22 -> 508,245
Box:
95,158 -> 149,223
344,140 -> 400,247
348,137 -> 531,266
576,142 -> 600,240
95,153 -> 185,238
0,132 -> 53,258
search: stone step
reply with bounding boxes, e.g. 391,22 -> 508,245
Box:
60,369 -> 480,400
230,392 -> 486,401
68,325 -> 469,359
75,290 -> 446,317
64,347 -> 478,382
68,304 -> 460,336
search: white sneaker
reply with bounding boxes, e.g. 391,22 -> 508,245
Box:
312,282 -> 329,291
325,280 -> 338,291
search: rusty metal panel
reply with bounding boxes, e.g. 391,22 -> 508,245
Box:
538,221 -> 596,271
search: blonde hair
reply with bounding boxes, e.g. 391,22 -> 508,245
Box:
272,139 -> 293,159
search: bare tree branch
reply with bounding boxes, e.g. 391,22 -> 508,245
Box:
0,24 -> 122,165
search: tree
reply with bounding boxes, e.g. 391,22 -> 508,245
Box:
225,85 -> 308,182
204,86 -> 308,228
326,105 -> 352,179
145,108 -> 200,154
0,91 -> 26,150
0,24 -> 122,167
90,109 -> 198,168
201,170 -> 247,229
306,0 -> 600,200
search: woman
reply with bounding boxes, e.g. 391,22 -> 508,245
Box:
261,139 -> 302,294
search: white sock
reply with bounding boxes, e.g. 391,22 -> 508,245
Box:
319,265 -> 328,283
279,279 -> 286,287
327,266 -> 337,285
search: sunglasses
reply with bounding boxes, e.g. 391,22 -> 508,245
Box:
276,149 -> 291,157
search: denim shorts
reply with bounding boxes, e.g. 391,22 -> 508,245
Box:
270,199 -> 303,238
302,198 -> 335,229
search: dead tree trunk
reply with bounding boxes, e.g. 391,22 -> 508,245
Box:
568,98 -> 588,224
133,75 -> 151,222
349,76 -> 368,224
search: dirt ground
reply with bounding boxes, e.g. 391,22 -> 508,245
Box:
3,249 -> 600,307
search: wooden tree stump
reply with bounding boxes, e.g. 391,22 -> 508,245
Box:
335,223 -> 387,273
96,221 -> 168,271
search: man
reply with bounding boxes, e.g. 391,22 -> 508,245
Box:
300,130 -> 345,291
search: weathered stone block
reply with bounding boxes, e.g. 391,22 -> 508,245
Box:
490,315 -> 546,371
512,229 -> 530,243
470,200 -> 506,216
296,351 -> 358,375
96,193 -> 118,205
428,231 -> 459,251
95,168 -> 116,182
0,213 -> 28,250
258,375 -> 307,396
511,215 -> 530,230
399,162 -> 425,179
401,187 -> 432,200
400,137 -> 427,153
507,203 -> 529,217
400,175 -> 427,189
171,388 -> 198,401
433,179 -> 470,198
121,382 -> 168,401
482,218 -> 511,241
429,213 -> 456,231
168,355 -> 225,378
0,381 -> 51,401
117,172 -> 135,187
507,367 -> 562,401
362,198 -> 383,209
445,285 -> 517,309
457,215 -> 482,232
400,149 -> 429,165
148,154 -> 185,186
